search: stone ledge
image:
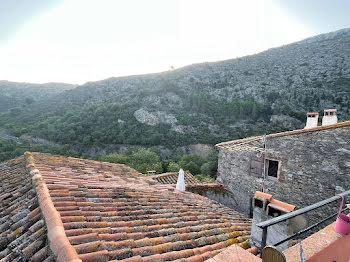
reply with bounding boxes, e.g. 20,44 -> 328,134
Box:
207,245 -> 261,262
284,221 -> 350,262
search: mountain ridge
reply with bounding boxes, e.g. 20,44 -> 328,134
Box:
1,28 -> 349,157
0,81 -> 77,113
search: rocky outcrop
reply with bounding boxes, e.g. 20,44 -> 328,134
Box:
1,29 -> 350,149
270,115 -> 303,130
134,108 -> 178,126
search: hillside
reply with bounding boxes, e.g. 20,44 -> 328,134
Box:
1,28 -> 349,156
0,81 -> 76,112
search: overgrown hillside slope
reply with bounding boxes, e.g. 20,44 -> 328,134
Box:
1,29 -> 349,154
0,81 -> 76,112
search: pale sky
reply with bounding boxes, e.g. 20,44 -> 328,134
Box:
0,0 -> 349,84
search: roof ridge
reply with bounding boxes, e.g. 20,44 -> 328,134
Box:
24,152 -> 82,262
152,170 -> 191,178
267,120 -> 350,138
216,121 -> 350,148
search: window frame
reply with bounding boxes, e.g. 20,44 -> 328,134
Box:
265,158 -> 280,180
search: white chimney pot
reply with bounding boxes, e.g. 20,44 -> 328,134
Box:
304,112 -> 319,129
322,109 -> 337,126
176,169 -> 185,191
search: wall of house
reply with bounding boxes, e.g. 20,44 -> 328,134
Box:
188,187 -> 239,210
217,126 -> 350,225
251,207 -> 290,251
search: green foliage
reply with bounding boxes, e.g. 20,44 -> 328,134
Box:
206,152 -> 219,178
167,161 -> 180,172
128,149 -> 163,174
0,139 -> 79,162
195,174 -> 216,183
98,149 -> 219,178
178,154 -> 205,175
200,163 -> 210,176
99,149 -> 163,174
99,153 -> 129,164
0,93 -> 274,149
0,139 -> 26,162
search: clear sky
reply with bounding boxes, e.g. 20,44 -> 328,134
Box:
0,0 -> 349,84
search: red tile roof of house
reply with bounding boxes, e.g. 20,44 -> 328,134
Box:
216,120 -> 350,148
150,171 -> 201,185
0,156 -> 53,261
1,153 -> 252,262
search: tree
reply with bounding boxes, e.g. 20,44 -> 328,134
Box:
182,161 -> 200,175
99,153 -> 129,164
128,149 -> 163,174
168,161 -> 180,172
200,163 -> 210,176
178,154 -> 205,175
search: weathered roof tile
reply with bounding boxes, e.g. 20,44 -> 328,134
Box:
1,153 -> 251,261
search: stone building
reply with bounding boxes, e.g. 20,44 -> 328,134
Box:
216,115 -> 350,225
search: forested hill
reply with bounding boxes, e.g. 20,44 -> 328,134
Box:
0,81 -> 76,113
1,28 -> 350,154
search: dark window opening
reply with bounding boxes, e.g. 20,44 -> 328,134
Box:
268,207 -> 282,217
254,199 -> 264,208
267,159 -> 279,178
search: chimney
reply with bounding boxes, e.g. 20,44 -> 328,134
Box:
176,169 -> 185,191
251,191 -> 296,251
304,112 -> 319,129
146,170 -> 156,176
322,109 -> 337,126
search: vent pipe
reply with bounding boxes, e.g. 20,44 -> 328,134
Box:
304,112 -> 319,129
322,109 -> 337,126
176,169 -> 185,191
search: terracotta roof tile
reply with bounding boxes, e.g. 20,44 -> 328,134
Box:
0,157 -> 52,261
151,171 -> 201,185
1,153 -> 251,261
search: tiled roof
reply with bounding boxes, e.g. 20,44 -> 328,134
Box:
1,153 -> 251,262
151,171 -> 201,185
185,184 -> 224,191
0,156 -> 53,261
216,121 -> 350,148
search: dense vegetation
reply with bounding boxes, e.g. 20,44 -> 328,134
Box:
99,149 -> 218,178
0,139 -> 217,180
1,29 -> 350,177
0,94 -> 276,148
0,138 -> 79,162
0,81 -> 76,113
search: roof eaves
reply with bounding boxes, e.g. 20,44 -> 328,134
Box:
267,120 -> 350,139
24,152 -> 82,262
216,121 -> 350,148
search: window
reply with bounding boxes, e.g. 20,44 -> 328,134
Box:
254,199 -> 264,208
266,159 -> 279,178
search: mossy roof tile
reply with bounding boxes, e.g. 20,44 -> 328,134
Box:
0,153 -> 251,261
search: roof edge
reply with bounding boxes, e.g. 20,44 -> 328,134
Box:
24,152 -> 82,262
216,121 -> 350,148
152,170 -> 192,178
267,120 -> 350,138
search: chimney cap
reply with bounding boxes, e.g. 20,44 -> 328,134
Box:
254,191 -> 272,201
269,199 -> 296,212
324,109 -> 337,112
306,112 -> 319,116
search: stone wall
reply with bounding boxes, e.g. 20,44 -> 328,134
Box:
251,207 -> 289,251
217,126 -> 350,225
188,187 -> 240,211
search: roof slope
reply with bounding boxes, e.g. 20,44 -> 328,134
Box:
1,153 -> 251,262
0,157 -> 53,261
150,171 -> 201,185
216,121 -> 350,149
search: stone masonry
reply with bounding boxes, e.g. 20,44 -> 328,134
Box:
217,124 -> 350,226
